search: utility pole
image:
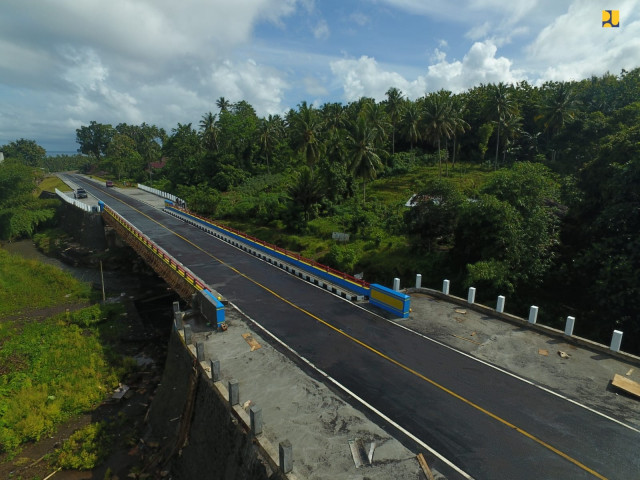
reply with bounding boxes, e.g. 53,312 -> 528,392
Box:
100,260 -> 106,302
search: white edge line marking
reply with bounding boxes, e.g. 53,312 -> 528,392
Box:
139,196 -> 640,435
228,301 -> 475,480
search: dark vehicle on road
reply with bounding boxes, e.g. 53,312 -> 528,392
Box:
74,188 -> 87,199
106,180 -> 114,187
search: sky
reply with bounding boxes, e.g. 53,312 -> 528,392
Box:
1,0 -> 639,153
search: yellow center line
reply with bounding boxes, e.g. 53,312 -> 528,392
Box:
99,188 -> 608,480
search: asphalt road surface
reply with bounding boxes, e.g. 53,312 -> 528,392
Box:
68,175 -> 640,480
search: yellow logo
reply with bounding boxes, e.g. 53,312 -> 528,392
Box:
602,10 -> 619,27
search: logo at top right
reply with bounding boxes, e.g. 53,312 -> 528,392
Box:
602,10 -> 620,27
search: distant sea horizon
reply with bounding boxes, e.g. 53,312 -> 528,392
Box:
46,150 -> 80,156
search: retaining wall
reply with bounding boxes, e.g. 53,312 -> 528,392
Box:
147,329 -> 274,480
57,199 -> 106,250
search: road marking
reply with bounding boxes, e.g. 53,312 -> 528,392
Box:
81,177 -> 612,480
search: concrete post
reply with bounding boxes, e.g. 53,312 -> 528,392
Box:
196,342 -> 205,361
210,359 -> 221,382
443,279 -> 450,295
279,440 -> 293,474
172,301 -> 181,314
183,324 -> 193,345
467,287 -> 476,304
610,330 -> 623,352
250,405 -> 263,436
528,306 -> 539,325
415,274 -> 422,289
565,316 -> 575,336
393,277 -> 400,291
228,379 -> 239,406
496,296 -> 505,313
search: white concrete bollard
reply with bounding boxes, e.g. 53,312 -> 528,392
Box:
496,296 -> 505,313
393,277 -> 400,291
528,306 -> 539,324
467,287 -> 476,304
415,274 -> 422,289
443,279 -> 450,295
565,316 -> 575,336
610,330 -> 623,352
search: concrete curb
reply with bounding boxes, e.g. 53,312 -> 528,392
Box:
406,287 -> 640,367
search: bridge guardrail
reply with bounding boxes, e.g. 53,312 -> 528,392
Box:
137,184 -> 186,207
164,201 -> 370,298
55,188 -> 94,213
102,203 -> 225,326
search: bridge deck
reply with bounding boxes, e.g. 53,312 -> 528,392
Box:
67,174 -> 640,480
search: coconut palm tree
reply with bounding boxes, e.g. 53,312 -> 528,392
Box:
490,82 -> 516,170
346,117 -> 384,203
289,101 -> 324,167
288,166 -> 324,221
448,98 -> 470,172
216,96 -> 231,113
362,101 -> 391,148
421,91 -> 454,177
259,114 -> 284,174
198,112 -> 218,152
385,87 -> 404,155
400,101 -> 421,150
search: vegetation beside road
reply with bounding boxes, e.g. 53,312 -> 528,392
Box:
2,69 -> 639,353
0,248 -> 134,471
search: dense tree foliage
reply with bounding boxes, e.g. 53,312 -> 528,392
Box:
1,138 -> 46,166
37,65 -> 638,351
0,160 -> 58,240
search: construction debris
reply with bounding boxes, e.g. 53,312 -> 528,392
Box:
612,374 -> 640,399
454,309 -> 467,314
558,351 -> 571,359
538,349 -> 549,356
241,333 -> 261,351
417,453 -> 435,480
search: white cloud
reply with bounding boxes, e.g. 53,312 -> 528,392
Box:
330,56 -> 427,101
330,40 -> 525,101
210,60 -> 288,115
526,0 -> 640,82
350,12 -> 371,26
313,19 -> 330,39
372,0 -> 540,23
303,76 -> 329,96
0,0 -> 303,148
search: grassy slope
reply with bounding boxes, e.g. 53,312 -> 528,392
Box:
221,163 -> 493,286
0,250 -> 127,456
0,250 -> 91,317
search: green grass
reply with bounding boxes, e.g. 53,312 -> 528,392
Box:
215,162 -> 495,284
0,249 -> 91,318
35,175 -> 71,196
0,303 -> 129,454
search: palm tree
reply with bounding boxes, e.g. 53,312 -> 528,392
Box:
289,101 -> 324,167
346,117 -> 384,203
362,101 -> 391,148
490,82 -> 516,170
400,101 -> 421,150
540,83 -> 579,135
198,112 -> 218,152
385,87 -> 404,155
421,91 -> 454,177
500,112 -> 523,165
216,96 -> 231,113
321,102 -> 347,134
448,97 -> 470,172
288,166 -> 324,221
259,114 -> 283,174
